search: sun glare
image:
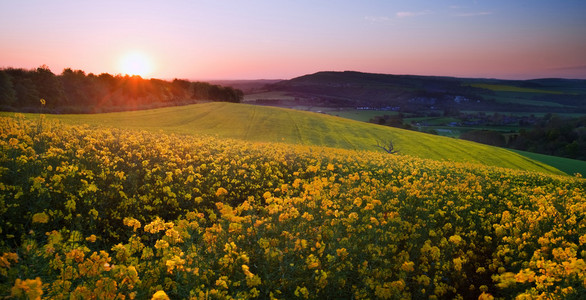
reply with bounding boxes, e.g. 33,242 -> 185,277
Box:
119,51 -> 153,77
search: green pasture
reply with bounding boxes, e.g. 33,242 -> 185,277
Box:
509,149 -> 586,177
470,83 -> 564,94
460,111 -> 586,118
6,102 -> 564,175
325,110 -> 398,122
488,94 -> 568,108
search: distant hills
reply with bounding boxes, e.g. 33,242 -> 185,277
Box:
257,71 -> 586,113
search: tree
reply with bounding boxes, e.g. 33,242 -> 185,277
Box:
375,140 -> 398,154
0,70 -> 17,106
7,70 -> 40,108
33,65 -> 66,108
460,130 -> 506,147
0,67 -> 244,113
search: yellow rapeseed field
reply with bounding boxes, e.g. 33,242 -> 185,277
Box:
0,115 -> 584,299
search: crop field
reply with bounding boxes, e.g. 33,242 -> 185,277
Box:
11,102 -> 563,175
327,110 -> 400,123
1,115 -> 585,299
489,95 -> 568,108
469,84 -> 564,95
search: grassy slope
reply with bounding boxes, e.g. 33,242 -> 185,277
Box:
24,102 -> 563,175
509,149 -> 586,177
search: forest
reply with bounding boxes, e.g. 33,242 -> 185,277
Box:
0,66 -> 243,113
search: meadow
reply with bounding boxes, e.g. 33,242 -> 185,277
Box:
468,84 -> 564,95
509,150 -> 586,178
1,113 -> 585,299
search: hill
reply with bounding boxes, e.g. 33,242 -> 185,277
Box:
258,71 -> 586,113
30,102 -> 564,175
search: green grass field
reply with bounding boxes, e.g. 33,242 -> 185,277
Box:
470,83 -> 564,94
509,149 -> 586,177
325,110 -> 398,122
489,94 -> 569,107
8,102 -> 564,175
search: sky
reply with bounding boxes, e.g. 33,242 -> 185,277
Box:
1,0 -> 585,80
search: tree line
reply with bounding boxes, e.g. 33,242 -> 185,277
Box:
461,114 -> 586,161
0,66 -> 243,113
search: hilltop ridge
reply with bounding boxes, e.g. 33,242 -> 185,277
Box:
259,71 -> 586,113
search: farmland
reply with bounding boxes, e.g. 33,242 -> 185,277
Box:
1,115 -> 585,299
467,83 -> 565,95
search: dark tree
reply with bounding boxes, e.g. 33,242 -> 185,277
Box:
375,140 -> 399,154
0,66 -> 244,113
33,65 -> 66,108
0,70 -> 17,107
460,130 -> 506,147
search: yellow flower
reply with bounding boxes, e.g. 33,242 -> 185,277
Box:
165,228 -> 182,243
242,264 -> 254,278
0,252 -> 19,270
216,187 -> 228,197
215,277 -> 229,289
295,286 -> 310,299
306,254 -> 320,269
11,277 -> 43,300
32,212 -> 49,224
85,234 -> 97,243
448,234 -> 463,245
401,261 -> 414,272
154,239 -> 169,250
166,255 -> 186,273
453,257 -> 464,272
335,248 -> 348,260
123,217 -> 142,231
151,290 -> 170,300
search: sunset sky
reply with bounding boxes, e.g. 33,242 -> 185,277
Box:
1,0 -> 585,80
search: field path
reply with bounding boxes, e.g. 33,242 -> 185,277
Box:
244,105 -> 257,140
286,110 -> 305,145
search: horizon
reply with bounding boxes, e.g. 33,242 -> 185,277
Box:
1,1 -> 586,80
3,67 -> 585,83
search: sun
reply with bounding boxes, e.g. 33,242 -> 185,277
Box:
118,51 -> 153,77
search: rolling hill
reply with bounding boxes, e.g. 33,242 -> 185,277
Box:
260,71 -> 586,113
31,102 -> 564,175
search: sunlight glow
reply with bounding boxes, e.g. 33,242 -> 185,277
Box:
118,51 -> 153,77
